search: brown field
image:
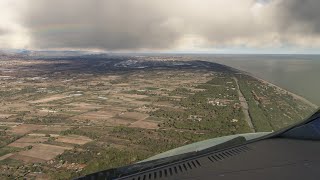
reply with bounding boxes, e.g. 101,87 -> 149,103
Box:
119,112 -> 149,120
129,100 -> 152,106
0,153 -> 14,161
55,135 -> 92,145
72,110 -> 120,122
0,122 -> 21,126
9,124 -> 44,135
0,114 -> 14,118
27,133 -> 47,137
10,153 -> 46,163
104,106 -> 128,112
129,120 -> 158,129
29,95 -> 66,104
68,102 -> 103,111
17,144 -> 72,161
39,125 -> 71,132
8,136 -> 49,148
102,117 -> 135,126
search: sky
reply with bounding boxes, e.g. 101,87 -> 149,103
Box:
1,0 -> 320,53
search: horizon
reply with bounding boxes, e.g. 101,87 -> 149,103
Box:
3,48 -> 320,56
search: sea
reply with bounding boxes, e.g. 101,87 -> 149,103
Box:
190,54 -> 320,106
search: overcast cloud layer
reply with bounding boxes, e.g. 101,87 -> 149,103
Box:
1,0 -> 320,51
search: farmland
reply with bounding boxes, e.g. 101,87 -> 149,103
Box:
0,54 -> 317,179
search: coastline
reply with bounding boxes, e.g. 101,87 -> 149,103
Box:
256,76 -> 319,109
225,64 -> 319,109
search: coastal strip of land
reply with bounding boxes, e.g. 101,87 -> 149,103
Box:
256,77 -> 318,109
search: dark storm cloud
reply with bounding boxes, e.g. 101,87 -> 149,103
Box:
22,0 -> 183,50
275,0 -> 320,34
23,0 -> 275,50
19,0 -> 320,50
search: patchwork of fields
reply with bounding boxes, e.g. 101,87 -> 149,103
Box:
0,55 -> 316,179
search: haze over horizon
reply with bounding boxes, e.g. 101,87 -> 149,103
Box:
1,0 -> 320,54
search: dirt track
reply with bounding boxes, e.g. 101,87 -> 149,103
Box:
233,77 -> 256,132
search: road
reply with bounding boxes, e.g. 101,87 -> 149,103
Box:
233,77 -> 256,132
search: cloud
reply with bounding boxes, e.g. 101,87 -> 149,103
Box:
22,0 -> 184,50
275,0 -> 320,33
22,0 -> 271,50
260,0 -> 320,48
2,0 -> 320,51
0,0 -> 29,49
0,28 -> 10,35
